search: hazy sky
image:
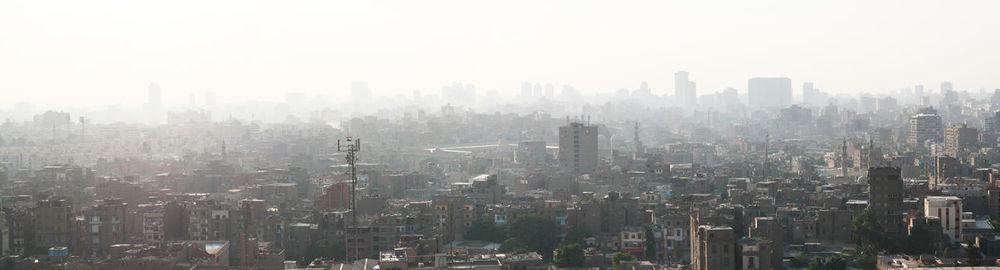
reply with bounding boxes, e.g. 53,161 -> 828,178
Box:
2,0 -> 998,107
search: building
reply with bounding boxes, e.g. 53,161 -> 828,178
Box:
802,82 -> 819,105
868,167 -> 905,235
739,238 -> 773,270
691,225 -> 735,270
675,71 -> 697,107
932,156 -> 959,189
907,107 -> 943,149
747,77 -> 792,108
944,123 -> 978,157
33,199 -> 73,251
515,141 -> 548,168
748,217 -> 783,269
82,199 -> 128,257
924,196 -> 962,243
558,122 -> 599,173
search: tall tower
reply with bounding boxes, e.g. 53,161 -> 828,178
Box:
868,167 -> 904,235
633,122 -> 643,156
762,133 -> 769,178
841,138 -> 848,178
558,121 -> 599,173
674,71 -> 697,107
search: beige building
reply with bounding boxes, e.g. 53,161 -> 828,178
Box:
558,122 -> 598,173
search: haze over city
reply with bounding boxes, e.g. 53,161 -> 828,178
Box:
4,1 -> 1000,270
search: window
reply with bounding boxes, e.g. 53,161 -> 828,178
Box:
91,225 -> 100,233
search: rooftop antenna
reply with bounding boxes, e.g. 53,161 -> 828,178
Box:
337,136 -> 361,262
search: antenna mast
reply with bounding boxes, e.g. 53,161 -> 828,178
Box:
338,136 -> 361,262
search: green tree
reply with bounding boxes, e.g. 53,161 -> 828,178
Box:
644,225 -> 657,260
966,242 -> 984,266
904,224 -> 934,255
553,244 -> 586,267
507,213 -> 559,259
500,238 -> 526,252
852,207 -> 886,254
465,218 -> 507,243
848,253 -> 877,270
612,252 -> 637,270
808,255 -> 847,270
564,226 -> 593,246
304,241 -> 345,266
791,254 -> 811,268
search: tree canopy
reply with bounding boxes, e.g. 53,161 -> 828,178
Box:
505,213 -> 560,258
808,255 -> 847,270
465,218 -> 507,243
966,242 -> 984,266
564,226 -> 593,246
852,206 -> 887,254
553,244 -> 586,267
612,252 -> 637,270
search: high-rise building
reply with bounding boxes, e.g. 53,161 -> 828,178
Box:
521,82 -> 532,97
915,84 -> 925,97
924,196 -> 962,243
868,167 -> 904,235
748,77 -> 792,108
675,71 -> 697,107
558,122 -> 599,173
941,81 -> 954,93
944,123 -> 978,157
907,107 -> 943,149
802,82 -> 818,105
986,111 -> 1000,134
691,225 -> 735,270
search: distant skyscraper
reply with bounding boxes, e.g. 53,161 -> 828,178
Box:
748,77 -> 792,108
941,81 -> 954,93
521,82 -> 532,97
944,123 -> 977,157
352,81 -> 371,101
148,83 -> 162,107
558,121 -> 598,173
908,107 -> 942,149
533,83 -> 543,97
441,82 -> 475,104
915,84 -> 925,96
674,71 -> 697,107
544,83 -> 554,97
802,82 -> 818,104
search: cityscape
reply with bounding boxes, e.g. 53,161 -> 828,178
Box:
2,1 -> 1000,270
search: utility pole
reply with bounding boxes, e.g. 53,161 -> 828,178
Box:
338,137 -> 361,262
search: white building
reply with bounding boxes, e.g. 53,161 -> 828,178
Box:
924,196 -> 962,243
